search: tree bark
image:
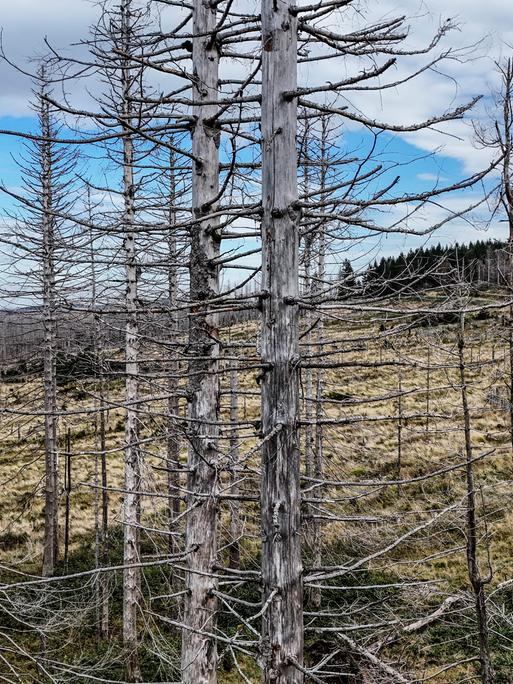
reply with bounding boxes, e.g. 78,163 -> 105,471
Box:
228,363 -> 241,569
458,317 -> 494,684
120,2 -> 141,679
181,0 -> 220,679
260,0 -> 303,677
310,117 -> 328,612
89,196 -> 109,638
500,60 -> 513,450
64,427 -> 71,569
40,76 -> 59,579
167,149 -> 181,568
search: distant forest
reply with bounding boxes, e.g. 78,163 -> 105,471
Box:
2,239 -> 511,364
338,238 -> 511,296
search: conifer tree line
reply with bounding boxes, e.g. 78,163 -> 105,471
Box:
0,2 -> 513,683
354,239 -> 512,296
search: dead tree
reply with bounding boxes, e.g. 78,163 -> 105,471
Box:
180,0 -> 221,678
0,1 -> 509,682
87,185 -> 110,637
39,72 -> 60,578
167,148 -> 182,568
260,0 -> 303,679
458,314 -> 494,684
0,65 -> 80,577
121,121 -> 142,673
64,427 -> 71,569
475,57 -> 513,447
228,361 -> 241,569
499,60 -> 513,448
120,1 -> 142,676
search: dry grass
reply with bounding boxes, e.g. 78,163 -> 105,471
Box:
0,300 -> 512,681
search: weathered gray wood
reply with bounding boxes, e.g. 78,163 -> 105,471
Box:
499,60 -> 513,451
458,317 -> 495,684
120,2 -> 141,679
167,149 -> 181,567
40,74 -> 59,579
181,0 -> 220,678
229,363 -> 241,569
260,0 -> 304,677
311,121 -> 328,611
88,194 -> 109,638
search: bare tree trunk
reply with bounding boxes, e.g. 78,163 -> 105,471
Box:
304,325 -> 314,481
311,124 -> 328,611
97,300 -> 109,639
89,194 -> 109,638
64,427 -> 71,569
301,133 -> 318,608
181,0 -> 220,678
396,367 -> 403,487
302,152 -> 314,484
426,343 -> 431,433
509,262 -> 513,451
99,379 -> 109,638
167,150 -> 181,569
120,2 -> 141,679
500,60 -> 513,451
228,363 -> 241,569
122,142 -> 141,683
458,316 -> 494,684
260,0 -> 304,677
40,78 -> 59,578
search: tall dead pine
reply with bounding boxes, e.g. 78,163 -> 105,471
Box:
39,73 -> 59,578
167,150 -> 181,565
181,0 -> 221,679
260,0 -> 304,678
458,315 -> 494,684
119,1 -> 141,679
228,362 -> 241,569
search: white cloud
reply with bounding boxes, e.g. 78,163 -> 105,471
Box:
0,0 -> 511,175
318,0 -> 513,173
417,172 -> 449,182
0,1 -> 97,116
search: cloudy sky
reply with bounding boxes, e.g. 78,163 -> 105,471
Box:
0,0 -> 512,265
0,0 -> 96,116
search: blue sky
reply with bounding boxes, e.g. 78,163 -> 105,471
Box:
0,0 -> 512,280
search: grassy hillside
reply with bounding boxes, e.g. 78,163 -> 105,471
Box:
1,295 -> 513,682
